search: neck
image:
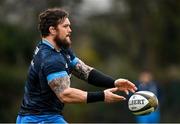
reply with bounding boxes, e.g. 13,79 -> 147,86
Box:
42,36 -> 60,50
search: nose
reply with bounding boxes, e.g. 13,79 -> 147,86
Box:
68,27 -> 72,33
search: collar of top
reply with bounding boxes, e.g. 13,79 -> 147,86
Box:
42,39 -> 61,52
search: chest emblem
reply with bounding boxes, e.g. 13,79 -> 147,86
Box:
65,63 -> 68,68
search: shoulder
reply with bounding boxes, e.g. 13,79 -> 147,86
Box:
62,47 -> 77,60
42,51 -> 67,75
36,46 -> 65,66
44,52 -> 66,66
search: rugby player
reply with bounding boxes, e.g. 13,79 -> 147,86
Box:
16,8 -> 137,123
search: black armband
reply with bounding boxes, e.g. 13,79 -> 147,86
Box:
87,91 -> 105,103
88,69 -> 115,88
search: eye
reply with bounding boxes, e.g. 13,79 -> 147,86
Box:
63,24 -> 69,28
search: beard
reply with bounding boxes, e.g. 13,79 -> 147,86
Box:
54,34 -> 71,49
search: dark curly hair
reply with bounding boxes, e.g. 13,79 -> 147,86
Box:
38,8 -> 69,37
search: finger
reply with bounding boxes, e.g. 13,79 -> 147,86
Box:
117,79 -> 136,88
127,85 -> 137,91
134,86 -> 138,91
113,94 -> 126,100
111,94 -> 126,101
108,87 -> 118,92
115,79 -> 138,92
129,88 -> 136,93
125,81 -> 138,91
126,80 -> 136,87
124,90 -> 129,95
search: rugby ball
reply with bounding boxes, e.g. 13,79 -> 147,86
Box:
128,91 -> 158,116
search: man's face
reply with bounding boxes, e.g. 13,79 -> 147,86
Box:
54,18 -> 72,48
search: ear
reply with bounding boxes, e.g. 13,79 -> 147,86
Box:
49,26 -> 56,35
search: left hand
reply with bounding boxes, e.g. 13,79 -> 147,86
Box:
114,79 -> 137,95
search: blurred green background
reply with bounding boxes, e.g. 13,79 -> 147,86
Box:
0,0 -> 180,122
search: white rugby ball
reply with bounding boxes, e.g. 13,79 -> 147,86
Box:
128,91 -> 158,116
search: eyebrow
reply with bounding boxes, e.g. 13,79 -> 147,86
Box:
63,23 -> 70,27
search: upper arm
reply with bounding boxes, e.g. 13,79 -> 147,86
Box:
44,63 -> 71,102
47,72 -> 87,104
43,56 -> 70,95
72,58 -> 93,81
47,72 -> 70,95
43,55 -> 88,103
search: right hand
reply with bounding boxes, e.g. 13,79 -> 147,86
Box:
104,87 -> 126,103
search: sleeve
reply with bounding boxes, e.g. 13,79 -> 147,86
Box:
43,57 -> 69,84
67,48 -> 79,68
88,69 -> 115,88
70,57 -> 79,67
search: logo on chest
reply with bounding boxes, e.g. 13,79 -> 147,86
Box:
65,63 -> 68,68
66,55 -> 70,59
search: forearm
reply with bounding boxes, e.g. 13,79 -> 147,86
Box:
72,58 -> 115,88
72,59 -> 93,81
88,69 -> 115,88
57,88 -> 105,103
58,87 -> 87,103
